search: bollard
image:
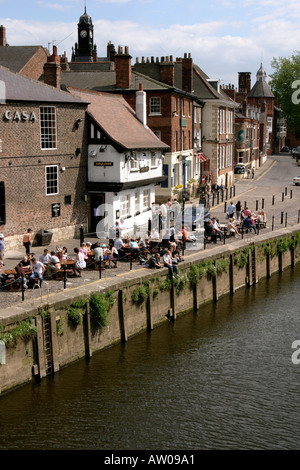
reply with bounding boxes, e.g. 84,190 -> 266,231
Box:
244,201 -> 247,209
285,187 -> 287,196
130,249 -> 133,270
226,188 -> 228,200
262,198 -> 264,209
298,210 -> 300,224
272,195 -> 275,205
148,218 -> 151,232
272,216 -> 274,231
217,192 -> 219,204
224,201 -> 227,213
98,257 -> 102,279
233,185 -> 236,197
80,226 -> 84,246
21,273 -> 25,301
281,212 -> 284,224
285,213 -> 288,227
221,190 -> 224,202
63,264 -> 67,289
230,186 -> 232,199
282,192 -> 284,202
212,193 -> 215,206
290,190 -> 293,199
256,200 -> 258,211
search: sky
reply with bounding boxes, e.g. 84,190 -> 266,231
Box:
0,0 -> 299,86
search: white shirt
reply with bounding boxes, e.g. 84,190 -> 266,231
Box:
94,247 -> 103,261
163,253 -> 172,265
33,261 -> 44,275
39,253 -> 51,264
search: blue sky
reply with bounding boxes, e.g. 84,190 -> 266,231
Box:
0,0 -> 299,85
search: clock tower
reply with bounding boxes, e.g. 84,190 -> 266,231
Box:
73,8 -> 95,62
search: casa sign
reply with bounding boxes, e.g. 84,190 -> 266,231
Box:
3,110 -> 37,122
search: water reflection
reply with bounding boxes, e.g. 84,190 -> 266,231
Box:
0,265 -> 299,450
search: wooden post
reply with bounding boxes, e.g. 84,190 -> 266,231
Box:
266,249 -> 271,278
35,315 -> 47,379
213,261 -> 218,302
170,279 -> 176,320
229,254 -> 235,295
146,293 -> 153,331
84,301 -> 93,358
291,236 -> 295,268
49,309 -> 59,373
118,290 -> 127,342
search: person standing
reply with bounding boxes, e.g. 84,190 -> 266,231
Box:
235,201 -> 242,222
227,202 -> 236,219
0,233 -> 4,260
23,229 -> 32,255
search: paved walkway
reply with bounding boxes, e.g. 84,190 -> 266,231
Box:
0,154 -> 299,314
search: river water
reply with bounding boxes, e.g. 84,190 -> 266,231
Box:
0,264 -> 300,450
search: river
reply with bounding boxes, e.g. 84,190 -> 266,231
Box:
0,264 -> 300,450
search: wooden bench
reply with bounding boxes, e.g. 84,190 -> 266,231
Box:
55,268 -> 74,280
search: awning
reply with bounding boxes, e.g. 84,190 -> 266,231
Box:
197,153 -> 209,162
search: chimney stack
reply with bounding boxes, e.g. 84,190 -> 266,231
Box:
0,25 -> 6,47
136,83 -> 147,127
182,53 -> 193,94
115,46 -> 132,89
43,46 -> 61,89
160,56 -> 175,86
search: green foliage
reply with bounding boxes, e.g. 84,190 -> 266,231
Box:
152,288 -> 159,299
270,52 -> 300,134
0,319 -> 37,346
90,291 -> 115,328
56,316 -> 64,336
172,273 -> 188,295
277,238 -> 289,253
216,258 -> 229,274
132,282 -> 150,305
159,277 -> 172,292
187,265 -> 198,285
67,299 -> 87,325
234,247 -> 250,269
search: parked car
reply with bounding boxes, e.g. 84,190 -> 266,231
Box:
292,146 -> 300,158
281,146 -> 290,152
293,175 -> 300,185
234,164 -> 246,174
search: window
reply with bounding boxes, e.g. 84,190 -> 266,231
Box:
143,189 -> 150,210
153,130 -> 161,140
120,194 -> 130,218
135,191 -> 140,213
151,153 -> 157,167
130,159 -> 139,171
150,97 -> 161,114
45,165 -> 58,195
40,107 -> 57,149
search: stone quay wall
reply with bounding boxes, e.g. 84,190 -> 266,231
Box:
0,226 -> 299,395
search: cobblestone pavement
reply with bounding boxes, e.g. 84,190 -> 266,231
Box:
0,153 -> 299,313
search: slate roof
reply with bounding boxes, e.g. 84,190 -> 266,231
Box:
0,46 -> 46,74
247,80 -> 275,99
68,87 -> 169,150
61,68 -> 169,92
0,66 -> 87,104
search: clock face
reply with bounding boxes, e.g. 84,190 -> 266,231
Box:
80,30 -> 87,38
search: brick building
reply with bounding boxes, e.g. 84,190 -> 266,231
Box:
0,25 -> 48,80
0,66 -> 88,249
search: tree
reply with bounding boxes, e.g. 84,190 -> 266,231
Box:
270,52 -> 300,136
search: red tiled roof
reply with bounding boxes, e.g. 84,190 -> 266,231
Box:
68,87 -> 169,150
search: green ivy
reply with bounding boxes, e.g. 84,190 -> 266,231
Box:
67,299 -> 87,325
172,273 -> 188,295
0,319 -> 37,346
234,247 -> 250,269
216,258 -> 229,274
56,316 -> 64,336
159,277 -> 172,292
90,291 -> 115,328
132,282 -> 150,304
187,265 -> 198,286
277,238 -> 289,253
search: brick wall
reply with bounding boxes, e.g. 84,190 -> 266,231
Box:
20,48 -> 49,81
0,102 -> 88,239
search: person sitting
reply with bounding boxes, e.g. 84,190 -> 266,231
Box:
60,247 -> 68,260
0,259 -> 8,287
150,228 -> 159,240
205,220 -> 217,243
163,250 -> 178,278
47,251 -> 61,278
243,215 -> 257,234
130,238 -> 140,259
108,244 -> 119,268
114,235 -> 125,259
147,253 -> 162,269
93,242 -> 103,262
227,218 -> 240,238
211,217 -> 223,241
20,255 -> 31,269
39,249 -> 52,266
79,243 -> 88,260
74,247 -> 86,277
181,225 -> 194,244
28,257 -> 45,288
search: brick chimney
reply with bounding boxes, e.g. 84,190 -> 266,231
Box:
107,41 -> 116,62
238,72 -> 251,94
160,56 -> 175,86
115,46 -> 132,89
182,53 -> 193,94
43,46 -> 61,88
0,25 -> 6,47
60,51 -> 70,71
